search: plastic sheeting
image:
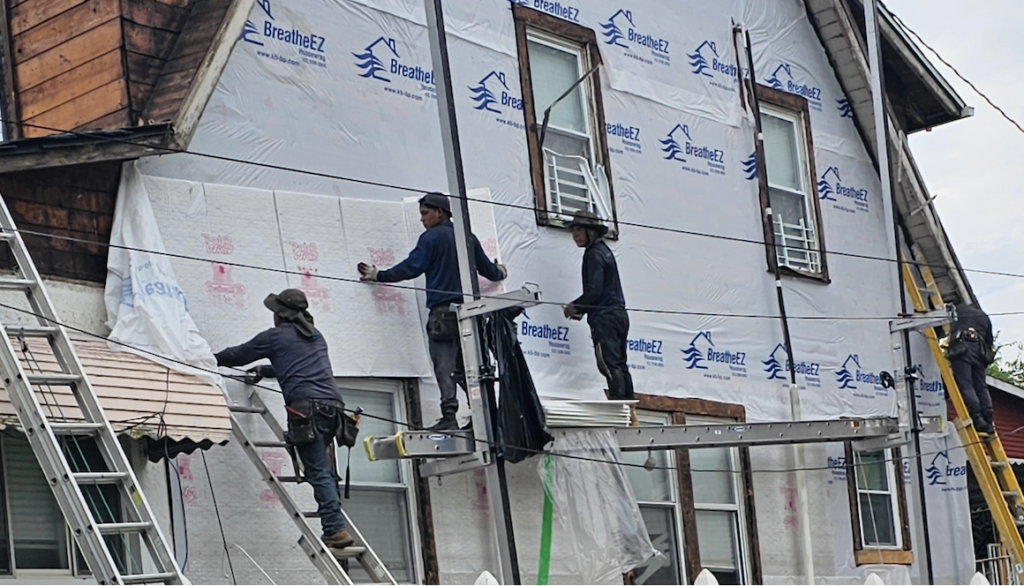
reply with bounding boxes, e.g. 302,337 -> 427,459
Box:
540,429 -> 657,584
133,0 -> 907,424
104,163 -> 219,385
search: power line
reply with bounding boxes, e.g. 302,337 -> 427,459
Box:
12,120 -> 1011,285
885,5 -> 1024,136
12,225 -> 1018,323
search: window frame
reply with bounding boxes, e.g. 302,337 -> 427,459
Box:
512,3 -> 618,234
633,395 -> 763,584
752,84 -> 829,283
844,444 -> 913,565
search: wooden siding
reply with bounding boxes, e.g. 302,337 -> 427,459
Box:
993,389 -> 1024,460
0,162 -> 120,282
9,0 -> 126,138
122,0 -> 194,122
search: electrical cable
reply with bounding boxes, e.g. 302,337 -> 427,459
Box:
201,450 -> 237,585
10,225 -> 1017,324
9,120 -> 1020,286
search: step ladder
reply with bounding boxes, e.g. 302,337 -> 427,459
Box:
0,197 -> 184,584
227,389 -> 396,585
903,250 -> 1024,579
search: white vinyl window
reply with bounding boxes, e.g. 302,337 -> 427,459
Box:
760,104 -> 821,274
689,417 -> 751,584
622,412 -> 685,585
853,450 -> 902,549
526,29 -> 612,222
338,381 -> 422,584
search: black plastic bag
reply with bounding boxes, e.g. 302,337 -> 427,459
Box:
483,308 -> 552,463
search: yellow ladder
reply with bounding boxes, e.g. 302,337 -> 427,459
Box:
903,253 -> 1024,578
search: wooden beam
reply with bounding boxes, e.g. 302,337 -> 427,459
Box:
0,0 -> 22,139
0,133 -> 173,173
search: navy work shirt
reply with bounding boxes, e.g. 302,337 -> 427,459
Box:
214,322 -> 343,405
376,220 -> 505,309
572,240 -> 626,318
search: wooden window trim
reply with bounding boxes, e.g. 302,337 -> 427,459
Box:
634,394 -> 763,584
752,84 -> 830,283
0,0 -> 19,140
512,4 -> 617,235
843,443 -> 913,565
405,379 -> 441,584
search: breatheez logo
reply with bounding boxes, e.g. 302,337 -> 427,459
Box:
765,62 -> 823,111
352,36 -> 436,102
607,122 -> 642,156
509,0 -> 580,23
519,311 -> 570,359
688,40 -> 737,92
242,0 -> 327,70
742,152 -> 758,181
661,124 -> 726,177
925,451 -> 966,491
682,331 -> 747,381
817,166 -> 869,215
762,344 -> 821,387
627,336 -> 664,370
835,354 -> 887,400
600,9 -> 670,67
837,96 -> 854,118
468,71 -> 523,130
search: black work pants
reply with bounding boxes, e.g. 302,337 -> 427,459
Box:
951,344 -> 992,424
588,308 -> 634,400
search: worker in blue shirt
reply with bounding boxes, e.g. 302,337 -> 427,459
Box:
357,192 -> 507,430
213,289 -> 354,550
563,211 -> 635,401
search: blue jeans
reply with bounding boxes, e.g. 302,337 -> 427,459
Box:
294,410 -> 346,536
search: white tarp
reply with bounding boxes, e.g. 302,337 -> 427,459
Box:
104,163 -> 219,385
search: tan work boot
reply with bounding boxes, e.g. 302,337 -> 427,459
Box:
323,529 -> 355,549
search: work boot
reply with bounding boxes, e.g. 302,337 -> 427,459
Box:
323,529 -> 354,549
976,418 -> 995,435
428,412 -> 459,431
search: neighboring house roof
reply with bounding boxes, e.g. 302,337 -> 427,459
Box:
987,376 -> 1024,462
805,0 -> 975,306
0,336 -> 231,448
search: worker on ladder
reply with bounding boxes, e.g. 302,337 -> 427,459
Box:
213,288 -> 355,549
948,303 -> 996,433
357,192 -> 508,431
562,211 -> 635,401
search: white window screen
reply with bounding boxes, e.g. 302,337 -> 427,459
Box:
621,413 -> 683,585
527,30 -> 611,222
339,385 -> 420,584
854,450 -> 901,548
690,418 -> 750,585
761,107 -> 821,274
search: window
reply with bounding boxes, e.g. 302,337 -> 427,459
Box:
753,85 -> 828,280
845,446 -> 912,565
0,433 -> 124,576
624,397 -> 761,584
513,4 -> 616,229
338,381 -> 423,584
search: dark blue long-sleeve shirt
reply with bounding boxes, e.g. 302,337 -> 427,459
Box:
214,323 -> 344,405
572,240 -> 626,316
377,221 -> 505,309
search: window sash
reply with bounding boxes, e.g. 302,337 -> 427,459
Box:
854,451 -> 903,549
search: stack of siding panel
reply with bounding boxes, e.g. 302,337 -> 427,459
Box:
542,400 -> 634,428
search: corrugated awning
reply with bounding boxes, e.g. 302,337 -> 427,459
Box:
0,336 -> 232,449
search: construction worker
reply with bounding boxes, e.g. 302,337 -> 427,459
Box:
562,211 -> 635,401
213,288 -> 354,549
948,302 -> 996,433
357,192 -> 507,431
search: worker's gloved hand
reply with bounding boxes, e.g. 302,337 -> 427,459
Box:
357,262 -> 379,282
494,258 -> 508,280
563,304 -> 579,320
243,367 -> 263,385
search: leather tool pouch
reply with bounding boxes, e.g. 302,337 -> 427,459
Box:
427,310 -> 459,341
284,404 -> 317,446
336,413 -> 359,448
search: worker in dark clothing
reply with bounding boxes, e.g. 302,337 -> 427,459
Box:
948,303 -> 996,433
213,289 -> 354,549
357,192 -> 507,431
563,211 -> 635,401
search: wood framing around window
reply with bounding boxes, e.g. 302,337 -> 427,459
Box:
843,443 -> 913,566
511,3 -> 617,233
634,394 -> 762,584
752,84 -> 829,283
404,379 -> 441,584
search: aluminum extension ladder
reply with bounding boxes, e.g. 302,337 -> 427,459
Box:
903,246 -> 1024,579
227,389 -> 396,585
0,196 -> 184,584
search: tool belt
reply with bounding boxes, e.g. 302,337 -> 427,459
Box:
284,398 -> 358,448
427,306 -> 459,341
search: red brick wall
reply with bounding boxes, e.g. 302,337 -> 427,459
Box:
0,162 -> 120,282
